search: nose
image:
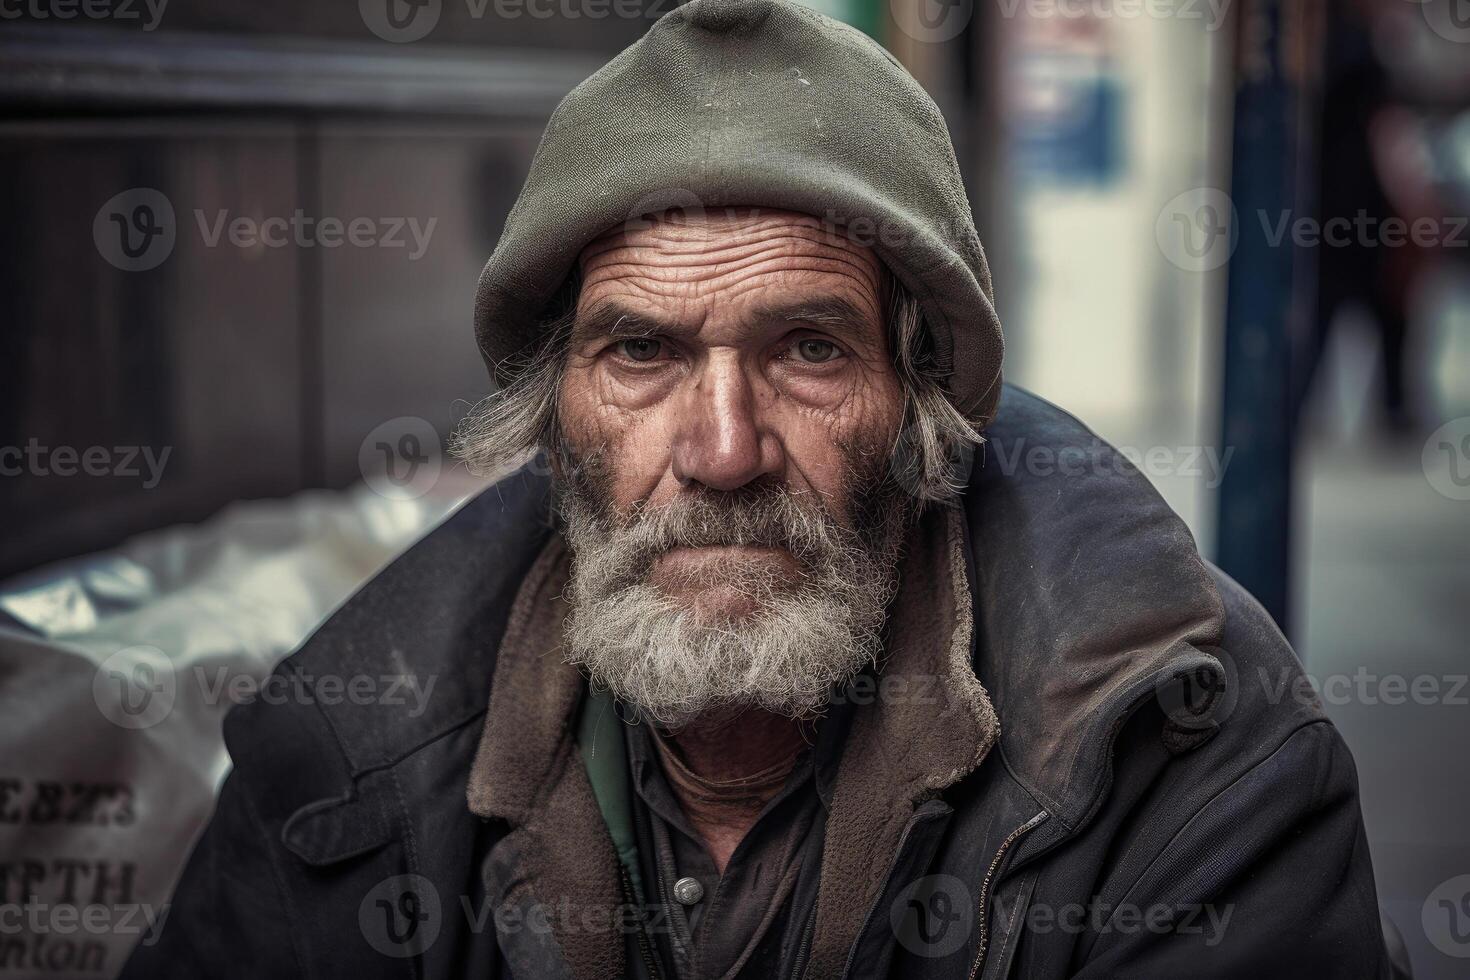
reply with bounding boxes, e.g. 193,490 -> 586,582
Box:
669,353 -> 782,491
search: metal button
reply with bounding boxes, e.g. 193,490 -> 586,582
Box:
672,876 -> 704,906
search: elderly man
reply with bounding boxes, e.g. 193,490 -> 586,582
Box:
125,1 -> 1398,978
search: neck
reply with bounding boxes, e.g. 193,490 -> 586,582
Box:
653,707 -> 811,873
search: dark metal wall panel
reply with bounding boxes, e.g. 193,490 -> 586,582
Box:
0,121 -> 304,579
314,122 -> 543,488
0,0 -> 659,51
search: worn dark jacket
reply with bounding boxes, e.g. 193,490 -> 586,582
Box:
121,387 -> 1398,979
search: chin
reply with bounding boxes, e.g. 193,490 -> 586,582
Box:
677,585 -> 769,624
649,547 -> 800,622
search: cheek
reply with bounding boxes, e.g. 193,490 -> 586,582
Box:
559,366 -> 673,507
775,374 -> 903,498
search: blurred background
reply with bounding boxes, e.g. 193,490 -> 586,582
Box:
1,0 -> 1468,976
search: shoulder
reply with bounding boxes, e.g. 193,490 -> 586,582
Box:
221,465 -> 554,795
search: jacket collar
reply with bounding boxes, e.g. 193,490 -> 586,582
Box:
805,502 -> 1000,977
465,534 -> 626,978
964,387 -> 1227,834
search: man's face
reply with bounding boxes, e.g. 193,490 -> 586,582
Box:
554,207 -> 910,725
560,208 -> 903,611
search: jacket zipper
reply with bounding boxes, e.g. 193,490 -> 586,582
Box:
621,865 -> 664,980
967,813 -> 1048,980
788,892 -> 819,979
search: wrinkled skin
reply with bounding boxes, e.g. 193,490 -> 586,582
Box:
557,206 -> 905,869
559,207 -> 903,616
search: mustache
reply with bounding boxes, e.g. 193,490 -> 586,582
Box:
562,480 -> 857,583
621,485 -> 844,554
553,442 -> 915,579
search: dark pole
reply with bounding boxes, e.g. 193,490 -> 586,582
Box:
1214,0 -> 1320,637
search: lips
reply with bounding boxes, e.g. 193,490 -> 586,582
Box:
649,544 -> 803,598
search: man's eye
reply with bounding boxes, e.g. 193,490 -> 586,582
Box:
793,338 -> 839,363
618,338 -> 662,362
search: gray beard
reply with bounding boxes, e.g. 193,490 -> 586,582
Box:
558,460 -> 910,728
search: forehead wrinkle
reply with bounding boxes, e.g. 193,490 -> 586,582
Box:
583,213 -> 877,261
587,235 -> 879,283
582,252 -> 880,307
616,228 -> 875,261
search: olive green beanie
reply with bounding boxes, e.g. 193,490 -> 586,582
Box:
473,0 -> 1005,426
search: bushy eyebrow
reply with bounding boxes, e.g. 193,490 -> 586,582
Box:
571,302 -> 674,344
750,296 -> 877,334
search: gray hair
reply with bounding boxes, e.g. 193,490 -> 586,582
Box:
451,274 -> 982,502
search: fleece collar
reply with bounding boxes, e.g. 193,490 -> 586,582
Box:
466,503 -> 998,978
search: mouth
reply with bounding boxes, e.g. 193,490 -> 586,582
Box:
655,543 -> 799,574
648,544 -> 803,613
